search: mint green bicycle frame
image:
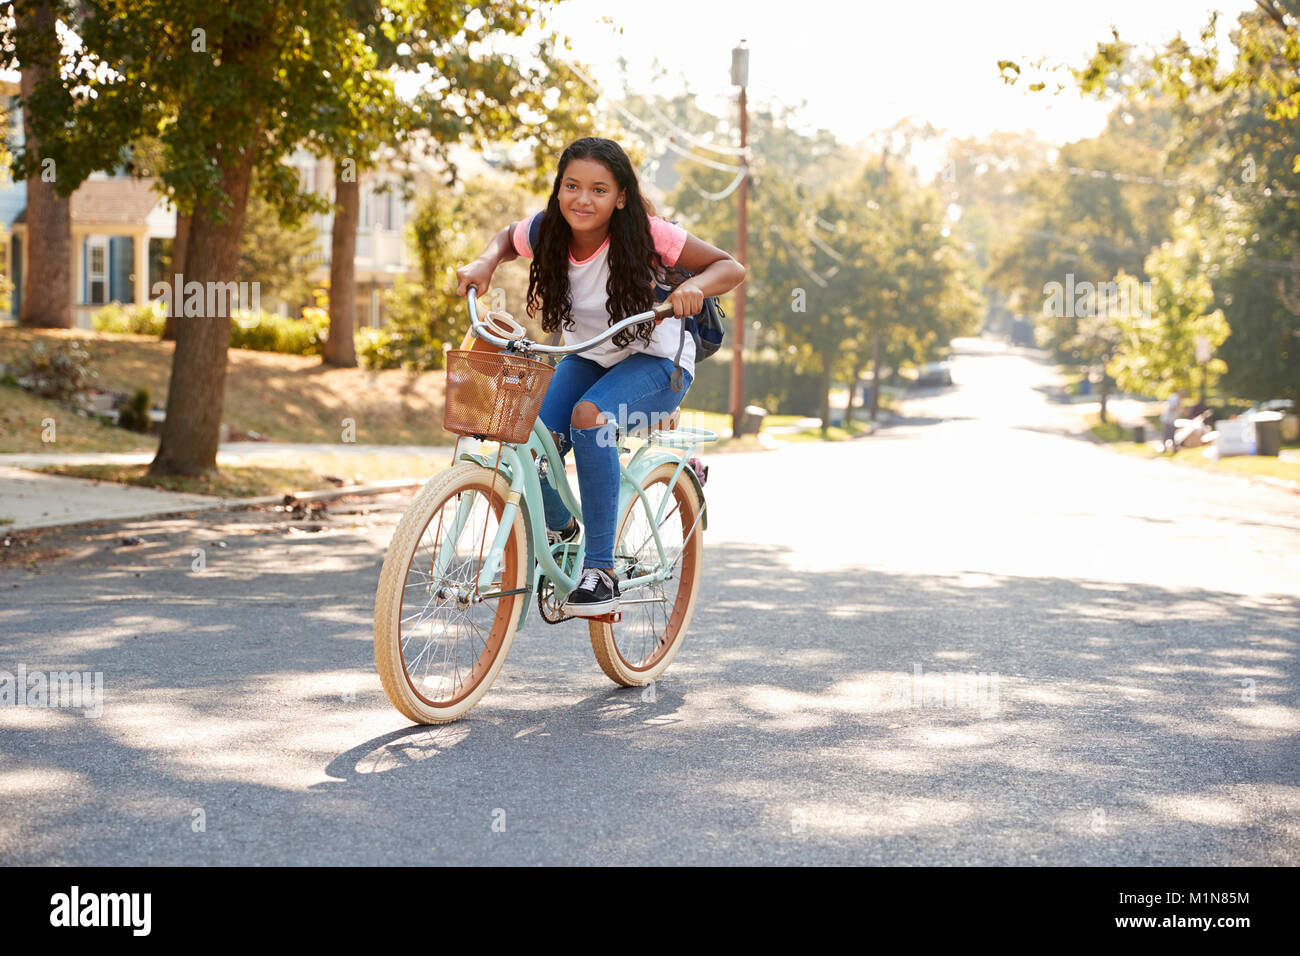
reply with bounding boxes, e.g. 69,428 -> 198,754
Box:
436,288 -> 714,627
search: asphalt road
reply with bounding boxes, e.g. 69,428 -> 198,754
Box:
2,336 -> 1297,865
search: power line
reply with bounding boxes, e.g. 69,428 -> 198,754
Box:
768,224 -> 833,287
684,167 -> 747,201
639,97 -> 750,158
945,155 -> 1298,199
564,61 -> 745,175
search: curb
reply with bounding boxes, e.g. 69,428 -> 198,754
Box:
228,477 -> 427,508
3,476 -> 428,536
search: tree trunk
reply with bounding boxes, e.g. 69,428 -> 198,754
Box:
819,352 -> 833,436
17,3 -> 72,330
846,362 -> 863,424
322,169 -> 359,367
149,151 -> 257,477
869,334 -> 883,421
161,211 -> 191,340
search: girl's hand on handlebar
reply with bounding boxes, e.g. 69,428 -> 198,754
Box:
668,281 -> 705,318
456,260 -> 495,297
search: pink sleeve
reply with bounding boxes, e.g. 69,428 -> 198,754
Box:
512,213 -> 541,259
649,216 -> 688,267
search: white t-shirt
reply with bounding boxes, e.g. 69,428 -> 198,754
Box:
512,212 -> 697,377
1163,396 -> 1181,424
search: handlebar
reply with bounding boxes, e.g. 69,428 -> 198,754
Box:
466,286 -> 673,356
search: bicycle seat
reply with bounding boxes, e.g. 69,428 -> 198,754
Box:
621,408 -> 681,441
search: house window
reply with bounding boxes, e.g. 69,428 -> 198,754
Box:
87,239 -> 108,305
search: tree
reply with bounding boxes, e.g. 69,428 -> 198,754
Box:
1107,222 -> 1230,400
660,94 -> 981,429
317,1 -> 594,368
237,185 -> 320,312
5,0 -> 73,329
1021,1 -> 1300,399
1063,312 -> 1122,423
15,1 -> 587,475
986,103 -> 1184,355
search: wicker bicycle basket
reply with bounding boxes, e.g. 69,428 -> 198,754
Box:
443,349 -> 554,444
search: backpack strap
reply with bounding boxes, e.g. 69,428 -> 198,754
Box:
527,211 -> 543,255
670,321 -> 687,392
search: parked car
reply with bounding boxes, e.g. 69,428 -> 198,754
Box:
914,361 -> 953,387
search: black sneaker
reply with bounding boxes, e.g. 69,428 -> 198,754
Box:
546,519 -> 581,547
562,567 -> 620,616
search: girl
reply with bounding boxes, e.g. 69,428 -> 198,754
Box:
455,137 -> 745,616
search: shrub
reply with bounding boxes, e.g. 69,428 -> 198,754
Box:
229,309 -> 328,355
16,340 -> 99,405
356,277 -> 455,371
683,357 -> 825,416
117,387 -> 152,432
355,326 -> 401,370
92,301 -> 167,336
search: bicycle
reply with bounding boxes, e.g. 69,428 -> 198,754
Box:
373,287 -> 717,724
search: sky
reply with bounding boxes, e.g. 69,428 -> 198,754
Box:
541,0 -> 1257,147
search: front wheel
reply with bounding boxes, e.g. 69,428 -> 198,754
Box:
589,461 -> 704,686
374,463 -> 526,724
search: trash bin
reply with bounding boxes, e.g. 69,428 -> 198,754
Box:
1131,424 -> 1145,444
739,404 -> 767,436
1254,411 -> 1283,456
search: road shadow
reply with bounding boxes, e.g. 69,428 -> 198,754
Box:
2,533 -> 1294,866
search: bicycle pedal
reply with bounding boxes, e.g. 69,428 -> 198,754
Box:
592,611 -> 622,623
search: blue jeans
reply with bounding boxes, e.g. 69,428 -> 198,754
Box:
537,353 -> 692,569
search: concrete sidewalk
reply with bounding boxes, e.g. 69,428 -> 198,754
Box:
0,440 -> 455,468
0,464 -> 222,531
0,441 -> 457,532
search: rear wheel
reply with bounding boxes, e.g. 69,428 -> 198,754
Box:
589,461 -> 704,686
374,464 -> 526,724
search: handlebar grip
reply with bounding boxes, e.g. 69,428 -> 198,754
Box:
653,300 -> 675,320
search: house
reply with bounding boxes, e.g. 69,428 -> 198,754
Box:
5,173 -> 177,328
2,73 -> 176,328
288,150 -> 414,327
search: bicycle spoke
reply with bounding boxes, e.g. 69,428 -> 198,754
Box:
396,481 -> 512,705
609,475 -> 692,670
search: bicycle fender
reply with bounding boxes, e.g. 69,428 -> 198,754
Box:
681,460 -> 708,532
515,492 -> 536,630
455,451 -> 536,628
620,451 -> 708,532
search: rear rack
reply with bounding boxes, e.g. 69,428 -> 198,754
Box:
645,426 -> 719,447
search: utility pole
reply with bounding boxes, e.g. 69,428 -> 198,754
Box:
731,40 -> 749,436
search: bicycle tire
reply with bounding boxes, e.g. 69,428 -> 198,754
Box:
374,463 -> 526,724
588,461 -> 704,686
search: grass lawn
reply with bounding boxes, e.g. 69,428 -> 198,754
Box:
34,463 -> 334,498
707,434 -> 769,453
2,328 -> 861,457
1086,412 -> 1300,484
1,383 -> 157,454
1102,441 -> 1300,483
1088,416 -> 1133,443
778,420 -> 872,442
35,448 -> 454,497
0,327 -> 456,448
763,413 -> 807,428
677,407 -> 731,436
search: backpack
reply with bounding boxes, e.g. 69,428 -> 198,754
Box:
526,212 -> 725,392
653,276 -> 725,393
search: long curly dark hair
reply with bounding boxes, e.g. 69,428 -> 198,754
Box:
526,138 -> 665,349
